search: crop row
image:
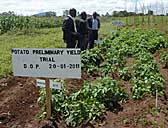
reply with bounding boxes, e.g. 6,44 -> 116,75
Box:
82,29 -> 168,99
0,16 -> 62,34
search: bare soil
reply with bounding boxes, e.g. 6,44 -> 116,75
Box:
0,50 -> 168,128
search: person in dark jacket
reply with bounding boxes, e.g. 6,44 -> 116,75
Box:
87,12 -> 100,49
62,8 -> 80,48
76,11 -> 88,51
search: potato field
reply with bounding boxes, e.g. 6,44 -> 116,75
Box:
0,15 -> 168,128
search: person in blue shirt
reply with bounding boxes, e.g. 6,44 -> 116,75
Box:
87,12 -> 100,49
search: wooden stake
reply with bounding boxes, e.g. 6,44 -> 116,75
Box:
45,78 -> 51,119
155,89 -> 158,109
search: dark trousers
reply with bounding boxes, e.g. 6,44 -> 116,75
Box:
66,40 -> 76,48
78,35 -> 88,51
89,30 -> 98,49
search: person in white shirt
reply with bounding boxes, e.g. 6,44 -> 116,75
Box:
62,8 -> 80,48
87,12 -> 100,49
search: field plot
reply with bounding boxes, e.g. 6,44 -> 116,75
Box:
0,16 -> 168,128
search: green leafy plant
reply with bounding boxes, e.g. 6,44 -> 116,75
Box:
119,67 -> 132,81
100,62 -> 117,77
131,51 -> 164,99
63,77 -> 128,127
38,77 -> 128,127
160,51 -> 168,68
37,88 -> 67,119
64,98 -> 105,127
81,48 -> 102,75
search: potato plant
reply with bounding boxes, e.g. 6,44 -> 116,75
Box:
38,77 -> 128,127
131,51 -> 164,99
160,51 -> 168,68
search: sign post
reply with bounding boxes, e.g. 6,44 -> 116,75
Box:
112,21 -> 125,30
45,78 -> 51,119
11,48 -> 81,119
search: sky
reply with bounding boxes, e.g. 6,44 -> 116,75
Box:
0,0 -> 168,16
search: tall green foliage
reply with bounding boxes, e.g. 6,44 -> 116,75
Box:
0,16 -> 62,34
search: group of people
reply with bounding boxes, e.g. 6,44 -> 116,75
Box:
62,8 -> 100,50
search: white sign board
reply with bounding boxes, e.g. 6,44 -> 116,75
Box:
36,79 -> 63,90
112,21 -> 125,26
36,79 -> 46,88
95,40 -> 103,44
12,48 -> 81,78
50,80 -> 63,90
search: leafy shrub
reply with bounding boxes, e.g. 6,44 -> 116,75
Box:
38,77 -> 128,127
160,51 -> 168,68
131,51 -> 164,99
119,67 -> 132,81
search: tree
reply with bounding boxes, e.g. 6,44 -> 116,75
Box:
113,11 -> 119,17
77,11 -> 80,16
119,10 -> 128,17
63,10 -> 68,16
45,11 -> 56,17
138,13 -> 144,16
147,10 -> 153,15
0,11 -> 15,16
105,12 -> 110,17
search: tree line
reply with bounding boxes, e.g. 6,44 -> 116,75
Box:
104,10 -> 168,17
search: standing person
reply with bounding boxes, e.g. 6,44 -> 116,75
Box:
76,11 -> 88,51
62,8 -> 80,48
87,12 -> 100,49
